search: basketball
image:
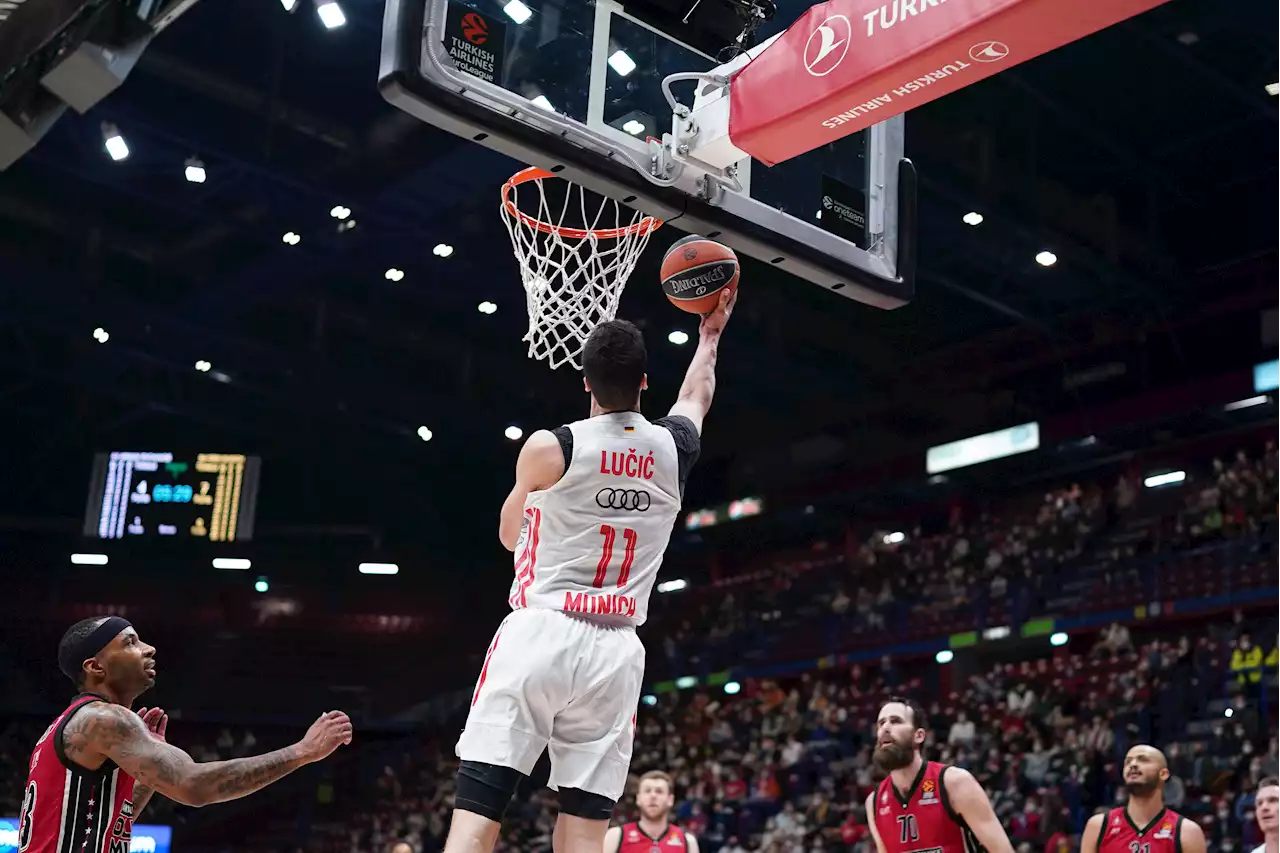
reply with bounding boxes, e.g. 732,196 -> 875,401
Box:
659,235 -> 740,314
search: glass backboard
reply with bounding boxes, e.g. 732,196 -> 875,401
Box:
379,0 -> 916,308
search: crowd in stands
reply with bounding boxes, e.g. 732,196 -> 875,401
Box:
0,443 -> 1274,853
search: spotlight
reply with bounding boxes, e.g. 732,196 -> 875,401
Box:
477,301 -> 497,314
416,426 -> 433,442
102,122 -> 129,161
315,0 -> 346,28
1035,250 -> 1057,267
195,360 -> 212,372
667,330 -> 689,345
330,205 -> 351,220
962,211 -> 983,226
92,327 -> 110,343
184,157 -> 206,184
505,426 -> 523,441
433,243 -> 454,258
282,232 -> 301,245
502,0 -> 532,23
385,268 -> 405,282
607,50 -> 637,76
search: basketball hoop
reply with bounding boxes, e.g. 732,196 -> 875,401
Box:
500,167 -> 663,370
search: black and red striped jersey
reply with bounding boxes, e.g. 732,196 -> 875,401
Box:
18,693 -> 139,853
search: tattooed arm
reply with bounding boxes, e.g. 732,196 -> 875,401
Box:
132,785 -> 157,816
63,704 -> 352,808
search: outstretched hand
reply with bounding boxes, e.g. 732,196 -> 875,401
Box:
136,707 -> 168,744
297,710 -> 354,763
699,287 -> 737,337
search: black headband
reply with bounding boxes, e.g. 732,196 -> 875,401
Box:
59,616 -> 133,682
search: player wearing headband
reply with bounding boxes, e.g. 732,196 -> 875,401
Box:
16,616 -> 354,853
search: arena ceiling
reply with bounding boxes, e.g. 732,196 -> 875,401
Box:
0,0 -> 1275,550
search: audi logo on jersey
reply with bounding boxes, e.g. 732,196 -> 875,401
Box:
596,488 -> 651,511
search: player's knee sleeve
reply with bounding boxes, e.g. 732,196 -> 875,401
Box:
558,787 -> 617,821
455,760 -> 523,822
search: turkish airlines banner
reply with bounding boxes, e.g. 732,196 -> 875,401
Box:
729,0 -> 1173,166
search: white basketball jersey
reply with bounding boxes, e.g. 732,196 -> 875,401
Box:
509,412 -> 698,627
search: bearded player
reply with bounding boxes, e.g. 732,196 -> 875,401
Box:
1253,777 -> 1279,853
866,698 -> 1015,853
443,289 -> 736,853
603,770 -> 700,853
1080,745 -> 1206,853
16,616 -> 352,853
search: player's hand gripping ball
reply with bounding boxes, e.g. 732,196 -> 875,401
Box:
660,235 -> 740,314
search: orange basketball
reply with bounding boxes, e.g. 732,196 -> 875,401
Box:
659,235 -> 739,314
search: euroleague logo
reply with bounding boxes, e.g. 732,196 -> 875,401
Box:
804,14 -> 851,77
461,11 -> 489,44
596,488 -> 651,511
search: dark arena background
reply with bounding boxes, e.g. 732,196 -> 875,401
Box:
0,0 -> 1277,851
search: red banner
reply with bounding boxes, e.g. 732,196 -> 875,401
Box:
729,0 -> 1173,166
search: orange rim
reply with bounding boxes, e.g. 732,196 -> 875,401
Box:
501,167 -> 663,240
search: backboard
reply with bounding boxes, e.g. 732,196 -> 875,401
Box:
379,0 -> 917,308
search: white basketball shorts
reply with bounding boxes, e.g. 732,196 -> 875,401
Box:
456,607 -> 645,802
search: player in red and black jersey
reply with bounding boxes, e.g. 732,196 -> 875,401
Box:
1080,745 -> 1206,853
866,697 -> 1014,853
18,616 -> 354,853
603,770 -> 700,853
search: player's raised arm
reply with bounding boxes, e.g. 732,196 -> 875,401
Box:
864,792 -> 889,853
1078,813 -> 1105,853
667,288 -> 735,435
499,429 -> 566,551
63,703 -> 352,807
943,767 -> 1015,853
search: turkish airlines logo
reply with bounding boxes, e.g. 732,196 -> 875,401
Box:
596,488 -> 651,511
968,41 -> 1009,62
804,15 -> 851,77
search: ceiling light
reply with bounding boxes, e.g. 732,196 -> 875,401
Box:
1143,470 -> 1186,488
433,243 -> 454,258
315,0 -> 345,28
1267,83 -> 1279,96
212,558 -> 251,570
416,426 -> 433,441
71,553 -> 108,565
667,330 -> 689,345
478,301 -> 497,314
1050,632 -> 1069,647
359,562 -> 400,575
282,232 -> 301,245
1035,250 -> 1057,267
530,94 -> 554,112
622,119 -> 645,136
280,0 -> 298,9
724,681 -> 741,695
504,426 -> 523,441
608,50 -> 637,76
657,579 -> 687,593
503,0 -> 532,23
254,576 -> 269,593
962,211 -> 983,226
882,531 -> 906,545
195,360 -> 212,372
936,650 -> 954,664
184,157 -> 206,184
337,219 -> 356,232
330,205 -> 351,220
92,327 -> 109,343
1224,395 -> 1269,411
815,210 -> 822,219
1176,31 -> 1198,46
101,122 -> 129,161
385,268 -> 405,282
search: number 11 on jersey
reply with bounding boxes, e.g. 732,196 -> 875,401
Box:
594,525 -> 638,589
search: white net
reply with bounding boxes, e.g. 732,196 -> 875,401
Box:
500,168 -> 661,370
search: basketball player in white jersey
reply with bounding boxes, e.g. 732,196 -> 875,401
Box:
441,287 -> 736,853
1254,777 -> 1278,853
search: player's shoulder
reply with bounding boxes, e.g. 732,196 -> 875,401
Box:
650,414 -> 701,450
62,700 -> 135,744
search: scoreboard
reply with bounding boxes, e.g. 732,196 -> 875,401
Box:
83,451 -> 261,542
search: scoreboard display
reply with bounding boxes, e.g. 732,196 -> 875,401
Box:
83,451 -> 261,542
